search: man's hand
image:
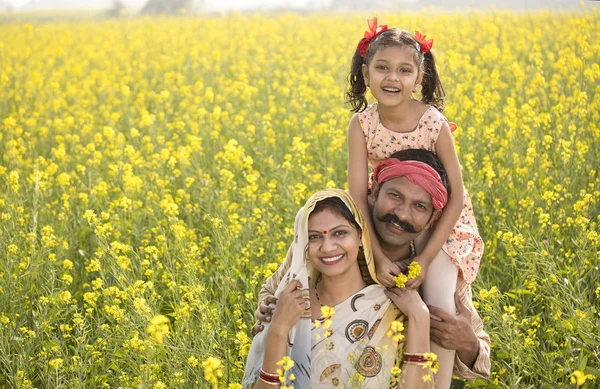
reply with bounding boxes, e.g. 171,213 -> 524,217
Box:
429,292 -> 479,367
251,295 -> 277,337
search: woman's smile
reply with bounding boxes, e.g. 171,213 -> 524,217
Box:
320,253 -> 345,265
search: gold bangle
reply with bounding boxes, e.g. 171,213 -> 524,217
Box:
403,360 -> 427,366
259,367 -> 280,379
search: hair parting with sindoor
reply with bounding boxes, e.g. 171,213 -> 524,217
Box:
311,197 -> 361,233
346,28 -> 446,113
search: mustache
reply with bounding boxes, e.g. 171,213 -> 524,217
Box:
377,213 -> 417,233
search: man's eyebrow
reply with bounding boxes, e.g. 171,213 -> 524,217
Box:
413,194 -> 433,206
387,187 -> 402,195
388,186 -> 432,206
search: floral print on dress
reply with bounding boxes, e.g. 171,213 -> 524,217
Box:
357,103 -> 483,284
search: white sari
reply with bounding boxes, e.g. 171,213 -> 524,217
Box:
243,189 -> 405,388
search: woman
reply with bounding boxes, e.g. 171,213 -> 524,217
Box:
243,189 -> 434,388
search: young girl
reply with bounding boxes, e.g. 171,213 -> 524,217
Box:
346,19 -> 484,388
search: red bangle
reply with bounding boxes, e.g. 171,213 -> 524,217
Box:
259,368 -> 280,383
402,353 -> 431,363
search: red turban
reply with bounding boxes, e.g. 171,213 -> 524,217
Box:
373,159 -> 448,210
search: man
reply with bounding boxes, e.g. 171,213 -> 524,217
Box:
253,149 -> 490,381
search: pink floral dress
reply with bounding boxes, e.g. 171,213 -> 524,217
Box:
358,103 -> 483,283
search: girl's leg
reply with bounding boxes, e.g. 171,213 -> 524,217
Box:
421,249 -> 458,389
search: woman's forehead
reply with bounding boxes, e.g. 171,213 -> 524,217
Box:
308,208 -> 351,228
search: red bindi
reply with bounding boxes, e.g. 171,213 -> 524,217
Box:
323,230 -> 327,235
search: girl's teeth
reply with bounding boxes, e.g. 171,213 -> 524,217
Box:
322,254 -> 343,263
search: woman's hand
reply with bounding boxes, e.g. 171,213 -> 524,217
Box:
269,280 -> 307,334
385,287 -> 429,319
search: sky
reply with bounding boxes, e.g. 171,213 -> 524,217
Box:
5,0 -> 334,11
2,0 -> 596,12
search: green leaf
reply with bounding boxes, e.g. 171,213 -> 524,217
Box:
584,366 -> 600,377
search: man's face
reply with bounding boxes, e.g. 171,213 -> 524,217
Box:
369,176 -> 439,249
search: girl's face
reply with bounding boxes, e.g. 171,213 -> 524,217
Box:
362,45 -> 423,108
307,208 -> 362,278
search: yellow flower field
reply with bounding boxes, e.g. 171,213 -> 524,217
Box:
0,9 -> 599,388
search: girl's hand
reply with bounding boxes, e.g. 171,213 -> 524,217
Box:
385,287 -> 429,319
376,258 -> 400,288
404,255 -> 430,289
269,280 -> 307,333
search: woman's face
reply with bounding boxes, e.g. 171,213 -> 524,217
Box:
307,208 -> 362,278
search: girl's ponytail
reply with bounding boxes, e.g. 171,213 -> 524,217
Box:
420,50 -> 446,112
346,44 -> 368,113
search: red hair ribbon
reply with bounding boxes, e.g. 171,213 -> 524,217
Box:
373,159 -> 448,210
358,18 -> 388,57
415,31 -> 434,54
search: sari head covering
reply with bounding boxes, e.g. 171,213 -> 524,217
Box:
243,189 -> 404,388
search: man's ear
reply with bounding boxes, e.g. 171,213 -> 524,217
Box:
368,181 -> 379,208
425,209 -> 442,229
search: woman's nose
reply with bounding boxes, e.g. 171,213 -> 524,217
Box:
320,236 -> 337,252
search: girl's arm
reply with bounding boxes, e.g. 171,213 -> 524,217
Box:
348,114 -> 398,287
405,121 -> 464,289
255,280 -> 305,389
